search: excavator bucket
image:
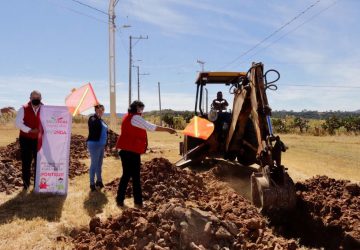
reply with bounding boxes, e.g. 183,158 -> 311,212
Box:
251,167 -> 296,212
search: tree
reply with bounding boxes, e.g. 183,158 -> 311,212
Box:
292,117 -> 309,133
322,115 -> 343,135
173,116 -> 186,130
342,116 -> 360,134
272,118 -> 289,133
162,113 -> 174,128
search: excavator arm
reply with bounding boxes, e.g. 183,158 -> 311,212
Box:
225,63 -> 296,211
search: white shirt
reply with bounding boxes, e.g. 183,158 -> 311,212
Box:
15,105 -> 40,133
131,115 -> 157,132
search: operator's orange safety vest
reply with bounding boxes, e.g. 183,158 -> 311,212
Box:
116,113 -> 148,154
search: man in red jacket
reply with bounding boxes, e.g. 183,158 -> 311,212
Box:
115,101 -> 176,207
15,90 -> 43,190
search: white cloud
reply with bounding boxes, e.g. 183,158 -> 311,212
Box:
119,0 -> 199,36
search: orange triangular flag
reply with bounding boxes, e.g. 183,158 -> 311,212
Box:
65,83 -> 99,116
182,116 -> 214,140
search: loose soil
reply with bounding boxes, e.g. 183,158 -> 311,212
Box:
267,176 -> 360,249
71,158 -> 359,249
72,158 -> 299,249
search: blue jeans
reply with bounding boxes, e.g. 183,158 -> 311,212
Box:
87,142 -> 105,185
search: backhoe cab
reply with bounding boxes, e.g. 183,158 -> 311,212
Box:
176,62 -> 296,212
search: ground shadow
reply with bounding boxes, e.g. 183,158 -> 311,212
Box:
266,197 -> 352,250
83,190 -> 108,217
0,191 -> 66,224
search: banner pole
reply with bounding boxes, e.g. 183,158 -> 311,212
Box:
73,87 -> 89,116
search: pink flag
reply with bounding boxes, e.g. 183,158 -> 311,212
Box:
65,83 -> 99,116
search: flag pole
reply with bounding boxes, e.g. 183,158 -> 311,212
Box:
73,87 -> 89,116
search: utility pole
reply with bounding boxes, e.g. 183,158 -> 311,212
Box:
139,72 -> 150,100
109,0 -> 117,129
158,82 -> 162,125
197,59 -> 205,72
132,65 -> 139,100
132,65 -> 149,101
129,35 -> 148,106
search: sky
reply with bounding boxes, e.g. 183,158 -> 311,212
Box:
0,0 -> 359,113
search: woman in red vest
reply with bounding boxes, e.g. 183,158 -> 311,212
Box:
115,101 -> 176,207
15,90 -> 43,190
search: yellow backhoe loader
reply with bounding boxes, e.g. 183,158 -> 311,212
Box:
176,62 -> 296,212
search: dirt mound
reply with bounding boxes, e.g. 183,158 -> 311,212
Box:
70,134 -> 89,159
104,158 -> 205,202
0,159 -> 22,194
0,139 -> 27,193
294,176 -> 360,249
0,139 -> 21,160
73,158 -> 298,249
266,176 -> 360,249
104,129 -> 119,157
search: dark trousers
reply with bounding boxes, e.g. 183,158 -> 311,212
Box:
19,136 -> 38,188
116,150 -> 142,205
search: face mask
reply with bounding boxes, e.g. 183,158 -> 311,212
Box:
31,99 -> 41,106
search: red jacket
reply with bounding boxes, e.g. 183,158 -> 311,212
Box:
116,113 -> 147,154
19,102 -> 40,140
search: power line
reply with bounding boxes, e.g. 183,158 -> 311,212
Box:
281,84 -> 360,89
238,61 -> 359,65
46,0 -> 108,24
220,0 -> 321,69
116,31 -> 130,53
246,0 -> 340,61
47,0 -> 130,52
69,0 -> 109,16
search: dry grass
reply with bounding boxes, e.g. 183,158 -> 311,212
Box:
0,123 -> 359,249
281,134 -> 360,182
0,123 -> 20,146
0,157 -> 123,250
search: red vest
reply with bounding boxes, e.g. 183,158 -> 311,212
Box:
116,113 -> 148,154
19,102 -> 40,139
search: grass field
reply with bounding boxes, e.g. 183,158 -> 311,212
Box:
0,123 -> 359,249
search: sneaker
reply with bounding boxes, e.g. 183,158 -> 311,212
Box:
90,184 -> 96,192
95,181 -> 104,189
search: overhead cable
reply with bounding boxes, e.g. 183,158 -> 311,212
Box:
220,0 -> 322,69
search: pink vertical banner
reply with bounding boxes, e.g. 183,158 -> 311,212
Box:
35,106 -> 72,195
